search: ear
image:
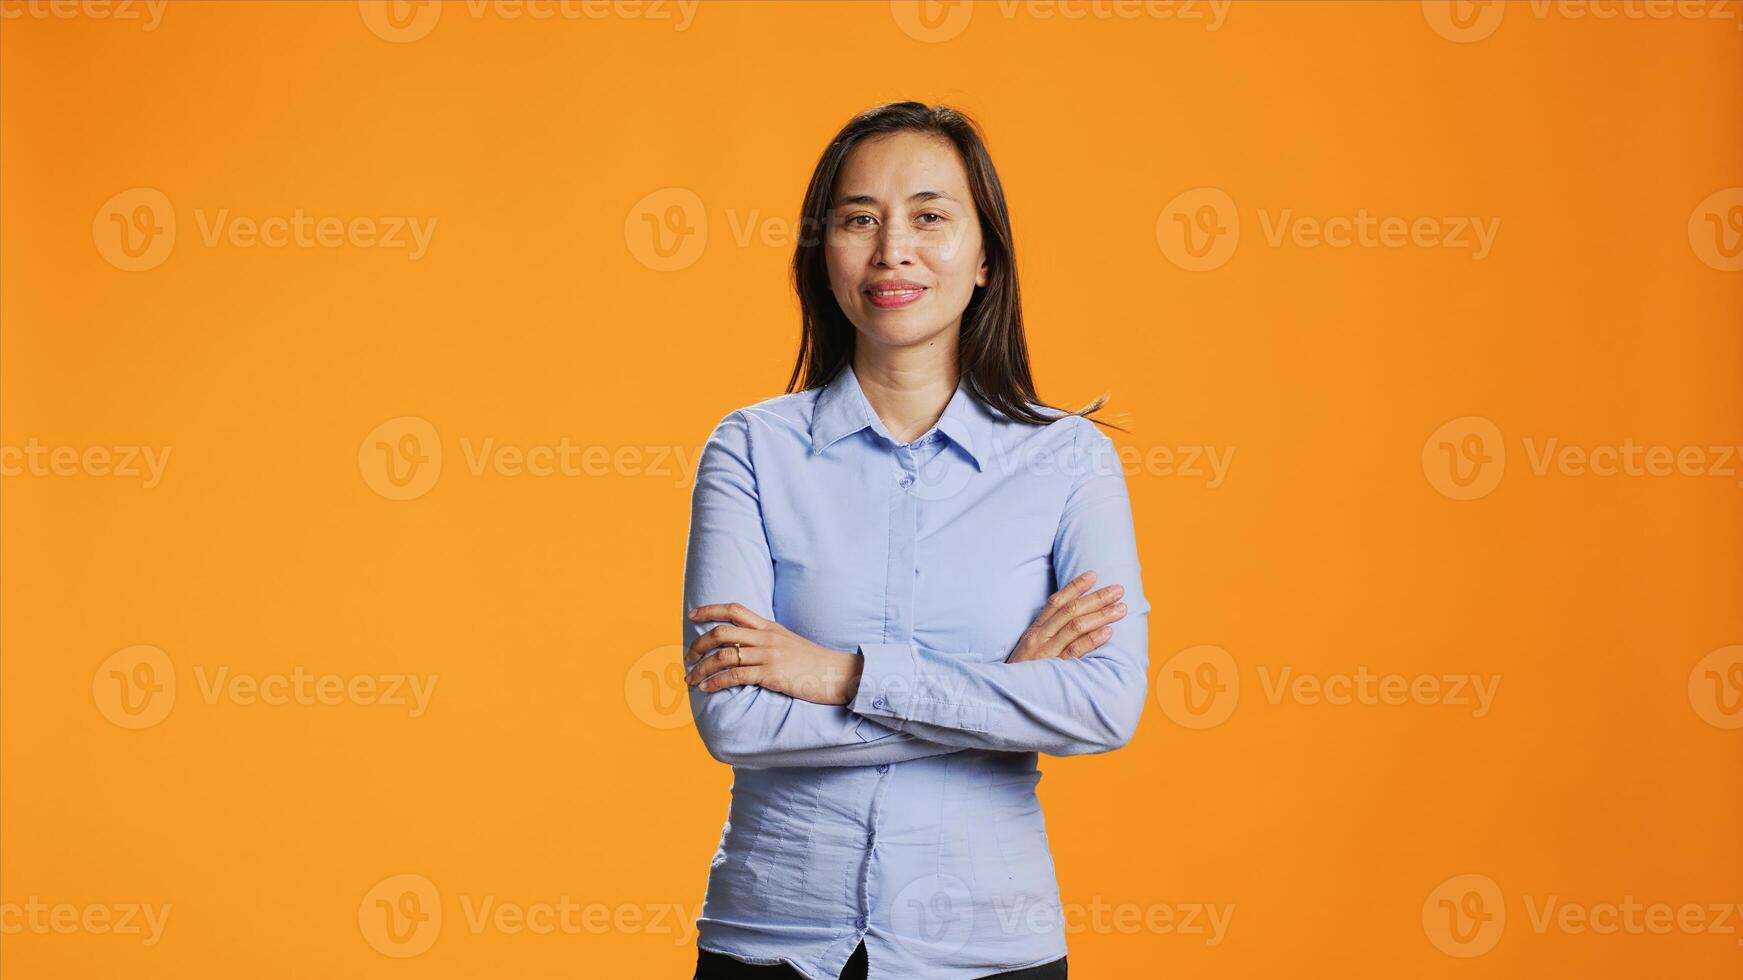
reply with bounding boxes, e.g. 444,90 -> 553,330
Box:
975,252 -> 989,288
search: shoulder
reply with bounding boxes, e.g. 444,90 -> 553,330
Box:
699,388 -> 821,471
994,400 -> 1110,452
705,388 -> 816,436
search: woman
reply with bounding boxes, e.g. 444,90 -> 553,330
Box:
681,101 -> 1151,980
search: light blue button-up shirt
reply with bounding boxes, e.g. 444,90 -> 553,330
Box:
682,360 -> 1152,980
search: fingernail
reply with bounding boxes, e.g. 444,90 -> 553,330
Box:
1113,603 -> 1127,614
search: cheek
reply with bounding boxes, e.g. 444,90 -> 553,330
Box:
925,245 -> 980,289
824,241 -> 866,291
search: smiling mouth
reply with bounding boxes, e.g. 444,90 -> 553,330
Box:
864,285 -> 928,308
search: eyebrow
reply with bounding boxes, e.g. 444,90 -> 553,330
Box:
833,191 -> 957,208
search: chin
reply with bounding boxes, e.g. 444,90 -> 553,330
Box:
859,322 -> 951,349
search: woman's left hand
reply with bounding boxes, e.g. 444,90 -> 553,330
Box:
685,603 -> 861,705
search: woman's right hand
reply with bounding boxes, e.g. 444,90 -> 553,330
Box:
1005,571 -> 1128,664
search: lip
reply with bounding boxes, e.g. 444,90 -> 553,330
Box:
864,280 -> 928,309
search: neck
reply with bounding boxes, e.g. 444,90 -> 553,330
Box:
852,337 -> 959,444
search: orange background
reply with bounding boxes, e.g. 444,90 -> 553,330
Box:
3,0 -> 1741,977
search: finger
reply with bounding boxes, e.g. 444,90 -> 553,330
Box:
1056,602 -> 1126,658
687,641 -> 764,686
1065,602 -> 1127,642
686,602 -> 771,631
1032,571 -> 1097,631
1060,626 -> 1114,659
1041,583 -> 1125,642
685,624 -> 753,668
697,663 -> 761,694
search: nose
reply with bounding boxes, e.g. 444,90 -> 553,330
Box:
874,221 -> 916,268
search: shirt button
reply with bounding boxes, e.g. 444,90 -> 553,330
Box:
855,915 -> 867,929
876,764 -> 889,774
898,475 -> 914,488
872,696 -> 889,709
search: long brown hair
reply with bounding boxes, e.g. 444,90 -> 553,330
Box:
785,101 -> 1125,433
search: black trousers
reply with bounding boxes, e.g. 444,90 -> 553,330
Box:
694,940 -> 1067,979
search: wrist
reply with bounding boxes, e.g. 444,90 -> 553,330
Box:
839,649 -> 863,704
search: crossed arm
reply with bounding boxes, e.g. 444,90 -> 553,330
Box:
680,410 -> 1151,770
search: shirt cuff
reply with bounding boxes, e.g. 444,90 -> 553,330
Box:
850,642 -> 993,734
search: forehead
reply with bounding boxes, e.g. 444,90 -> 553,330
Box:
833,132 -> 970,199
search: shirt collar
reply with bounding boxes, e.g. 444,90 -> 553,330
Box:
809,360 -> 990,472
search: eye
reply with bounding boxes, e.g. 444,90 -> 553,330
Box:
918,212 -> 945,224
844,214 -> 875,227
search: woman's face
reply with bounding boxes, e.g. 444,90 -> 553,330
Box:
824,131 -> 989,352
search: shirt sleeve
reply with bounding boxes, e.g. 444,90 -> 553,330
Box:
846,418 -> 1152,756
683,409 -> 966,770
